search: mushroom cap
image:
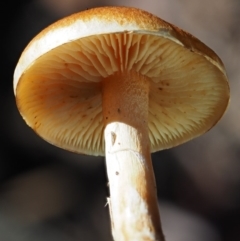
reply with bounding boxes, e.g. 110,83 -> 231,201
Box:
14,6 -> 229,156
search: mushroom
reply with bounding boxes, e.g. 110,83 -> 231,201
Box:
13,6 -> 229,241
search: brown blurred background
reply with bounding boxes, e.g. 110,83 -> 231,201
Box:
1,0 -> 239,240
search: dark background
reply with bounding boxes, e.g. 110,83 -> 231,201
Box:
1,0 -> 239,240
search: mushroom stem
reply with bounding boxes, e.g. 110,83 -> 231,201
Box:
102,71 -> 165,241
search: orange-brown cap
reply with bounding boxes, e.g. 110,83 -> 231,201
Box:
14,6 -> 229,155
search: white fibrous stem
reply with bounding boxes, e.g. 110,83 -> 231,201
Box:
102,71 -> 165,241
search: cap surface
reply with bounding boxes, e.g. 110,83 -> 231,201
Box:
14,6 -> 229,155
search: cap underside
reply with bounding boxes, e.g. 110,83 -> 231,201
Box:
16,32 -> 229,155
